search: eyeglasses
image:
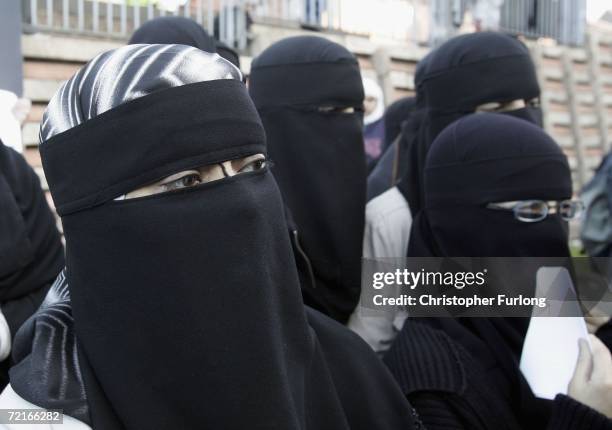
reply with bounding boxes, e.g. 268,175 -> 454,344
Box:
486,199 -> 584,223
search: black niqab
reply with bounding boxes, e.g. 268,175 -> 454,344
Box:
398,32 -> 541,216
29,45 -> 417,429
249,36 -> 366,323
403,113 -> 571,429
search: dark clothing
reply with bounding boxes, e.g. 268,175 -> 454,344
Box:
367,137 -> 398,201
249,36 -> 366,323
388,53 -> 431,206
13,273 -> 421,429
367,97 -> 416,201
385,321 -> 612,430
0,142 -> 64,387
384,97 -> 417,151
597,320 -> 612,351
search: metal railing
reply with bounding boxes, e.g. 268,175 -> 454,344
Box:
22,0 -> 250,49
500,0 -> 586,46
21,0 -> 419,49
429,0 -> 587,46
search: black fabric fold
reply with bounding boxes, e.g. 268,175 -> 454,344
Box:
0,142 -> 64,338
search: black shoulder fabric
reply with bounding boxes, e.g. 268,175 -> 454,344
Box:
0,142 -> 64,337
10,270 -> 87,423
305,307 -> 421,429
23,46 -> 419,429
383,320 -> 467,395
249,35 -> 366,323
385,321 -> 525,430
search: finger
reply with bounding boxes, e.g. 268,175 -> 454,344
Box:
571,338 -> 593,385
589,335 -> 612,383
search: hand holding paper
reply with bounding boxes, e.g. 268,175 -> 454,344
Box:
520,267 -> 590,399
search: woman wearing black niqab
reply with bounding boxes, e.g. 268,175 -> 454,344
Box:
385,113 -> 612,429
248,36 -> 367,324
397,32 -> 542,217
0,141 -> 64,387
2,44 -> 418,430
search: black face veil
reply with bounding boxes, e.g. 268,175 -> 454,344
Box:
398,32 -> 542,216
29,44 -> 417,429
248,36 -> 367,323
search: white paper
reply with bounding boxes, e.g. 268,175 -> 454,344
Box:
519,267 -> 590,400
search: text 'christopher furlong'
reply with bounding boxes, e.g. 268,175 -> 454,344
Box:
372,294 -> 547,309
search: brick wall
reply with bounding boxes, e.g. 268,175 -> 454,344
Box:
18,26 -> 612,224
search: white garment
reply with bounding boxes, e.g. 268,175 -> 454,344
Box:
0,90 -> 23,153
348,186 -> 412,352
0,309 -> 11,362
0,385 -> 90,429
362,77 -> 385,126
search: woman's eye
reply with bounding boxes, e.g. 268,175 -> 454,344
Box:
164,173 -> 202,191
239,158 -> 267,173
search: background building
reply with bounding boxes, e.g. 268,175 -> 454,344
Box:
4,0 -> 612,218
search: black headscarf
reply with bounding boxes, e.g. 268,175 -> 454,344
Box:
249,36 -> 367,323
24,44 -> 417,429
129,16 -> 217,53
128,16 -> 241,69
0,142 -> 63,338
397,32 -> 541,216
406,113 -> 571,428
